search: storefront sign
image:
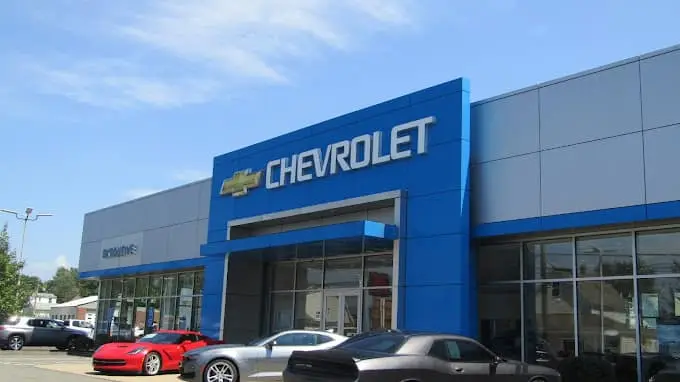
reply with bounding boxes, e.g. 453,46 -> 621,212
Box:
220,169 -> 262,197
102,244 -> 138,258
265,116 -> 435,189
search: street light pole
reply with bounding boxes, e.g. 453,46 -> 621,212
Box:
0,207 -> 53,285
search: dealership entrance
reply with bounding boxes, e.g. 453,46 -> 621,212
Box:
323,289 -> 361,337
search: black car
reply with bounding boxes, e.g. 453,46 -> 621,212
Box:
283,330 -> 561,382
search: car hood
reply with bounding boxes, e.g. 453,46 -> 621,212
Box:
94,342 -> 149,356
184,344 -> 248,357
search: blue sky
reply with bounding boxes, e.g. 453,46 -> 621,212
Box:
1,0 -> 679,280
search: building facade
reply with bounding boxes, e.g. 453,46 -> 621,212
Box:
79,44 -> 680,380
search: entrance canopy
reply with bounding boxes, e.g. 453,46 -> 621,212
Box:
200,220 -> 397,259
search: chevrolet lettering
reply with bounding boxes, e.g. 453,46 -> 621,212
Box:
265,116 -> 435,189
102,244 -> 137,259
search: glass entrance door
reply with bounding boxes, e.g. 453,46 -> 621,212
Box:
323,291 -> 361,337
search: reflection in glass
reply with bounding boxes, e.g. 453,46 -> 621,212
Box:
478,244 -> 521,283
178,272 -> 194,296
523,282 -> 575,368
325,238 -> 362,257
119,298 -> 135,340
270,293 -> 294,332
479,284 -> 521,360
160,297 -> 176,330
576,234 -> 633,278
191,296 -> 202,331
100,280 -> 112,299
343,295 -> 359,337
176,295 -> 193,330
296,261 -> 323,289
363,289 -> 392,332
123,278 -> 135,298
364,255 -> 393,287
162,275 -> 177,297
524,240 -> 573,280
111,299 -> 122,338
324,257 -> 362,288
149,276 -> 162,297
297,241 -> 323,259
294,292 -> 322,329
110,279 -> 123,299
637,230 -> 680,275
364,237 -> 393,253
270,262 -> 295,291
133,299 -> 146,337
577,280 -> 636,356
194,272 -> 204,295
135,277 -> 148,298
147,299 -> 160,333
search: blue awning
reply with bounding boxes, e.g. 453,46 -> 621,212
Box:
200,220 -> 398,257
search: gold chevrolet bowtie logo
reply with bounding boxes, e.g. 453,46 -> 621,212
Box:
220,169 -> 263,197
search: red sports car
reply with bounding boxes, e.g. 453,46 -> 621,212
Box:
92,330 -> 223,376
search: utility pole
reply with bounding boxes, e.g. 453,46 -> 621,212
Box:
0,207 -> 53,287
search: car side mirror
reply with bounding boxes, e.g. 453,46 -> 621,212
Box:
265,341 -> 274,350
493,356 -> 504,364
181,340 -> 191,346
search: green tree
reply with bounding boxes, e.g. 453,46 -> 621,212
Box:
0,224 -> 31,319
44,266 -> 97,302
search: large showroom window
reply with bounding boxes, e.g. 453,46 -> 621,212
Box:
265,238 -> 393,337
96,270 -> 204,344
478,226 -> 680,382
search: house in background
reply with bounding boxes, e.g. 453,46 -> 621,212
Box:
50,295 -> 98,325
24,292 -> 58,318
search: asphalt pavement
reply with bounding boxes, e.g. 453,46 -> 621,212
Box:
0,348 -> 180,382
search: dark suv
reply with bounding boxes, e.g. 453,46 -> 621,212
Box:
0,316 -> 86,351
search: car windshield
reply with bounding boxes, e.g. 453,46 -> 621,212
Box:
137,333 -> 182,344
335,332 -> 407,354
246,332 -> 281,346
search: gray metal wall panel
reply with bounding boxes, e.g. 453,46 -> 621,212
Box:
472,153 -> 541,223
471,90 -> 540,163
539,62 -> 642,150
641,49 -> 680,130
644,124 -> 680,204
540,133 -> 645,216
78,179 -> 211,273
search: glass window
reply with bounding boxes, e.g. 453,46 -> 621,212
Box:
178,273 -> 194,296
363,289 -> 392,332
119,298 -> 135,340
160,297 -> 177,330
270,293 -> 294,332
110,279 -> 123,299
147,299 -> 160,333
296,261 -> 323,290
324,257 -> 362,288
162,275 -> 178,297
637,229 -> 680,275
294,291 -> 322,330
297,241 -> 323,259
523,282 -> 575,368
274,332 -> 318,346
478,244 -> 521,283
337,332 -> 406,353
364,237 -> 393,253
133,299 -> 146,337
270,262 -> 295,291
479,284 -> 521,360
123,278 -> 136,298
434,340 -> 495,362
100,280 -> 112,299
176,295 -> 193,330
135,277 -> 149,298
523,240 -> 573,280
149,276 -> 162,297
364,255 -> 393,287
191,296 -> 202,332
577,280 -> 637,358
194,272 -> 204,295
325,238 -> 363,257
576,234 -> 633,277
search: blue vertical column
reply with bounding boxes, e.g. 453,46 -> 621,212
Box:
200,255 -> 226,339
397,81 -> 476,337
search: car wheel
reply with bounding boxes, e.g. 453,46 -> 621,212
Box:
143,352 -> 162,376
8,335 -> 24,351
204,359 -> 239,382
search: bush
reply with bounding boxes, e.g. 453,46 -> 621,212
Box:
557,356 -> 617,382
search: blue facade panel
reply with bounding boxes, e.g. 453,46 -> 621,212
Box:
202,78 -> 474,337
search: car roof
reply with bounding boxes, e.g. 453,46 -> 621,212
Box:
154,329 -> 201,335
349,329 -> 473,341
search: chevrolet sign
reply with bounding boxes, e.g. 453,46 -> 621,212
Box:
220,169 -> 263,197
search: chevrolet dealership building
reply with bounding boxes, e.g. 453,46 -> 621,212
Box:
79,44 -> 680,379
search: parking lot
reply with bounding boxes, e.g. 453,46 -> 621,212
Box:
0,348 -> 182,382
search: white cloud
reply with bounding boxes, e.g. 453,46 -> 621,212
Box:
16,0 -> 417,108
172,169 -> 211,183
25,255 -> 70,280
123,188 -> 163,199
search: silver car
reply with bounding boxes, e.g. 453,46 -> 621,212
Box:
0,316 -> 86,351
180,330 -> 347,382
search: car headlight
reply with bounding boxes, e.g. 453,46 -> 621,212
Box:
127,347 -> 146,355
